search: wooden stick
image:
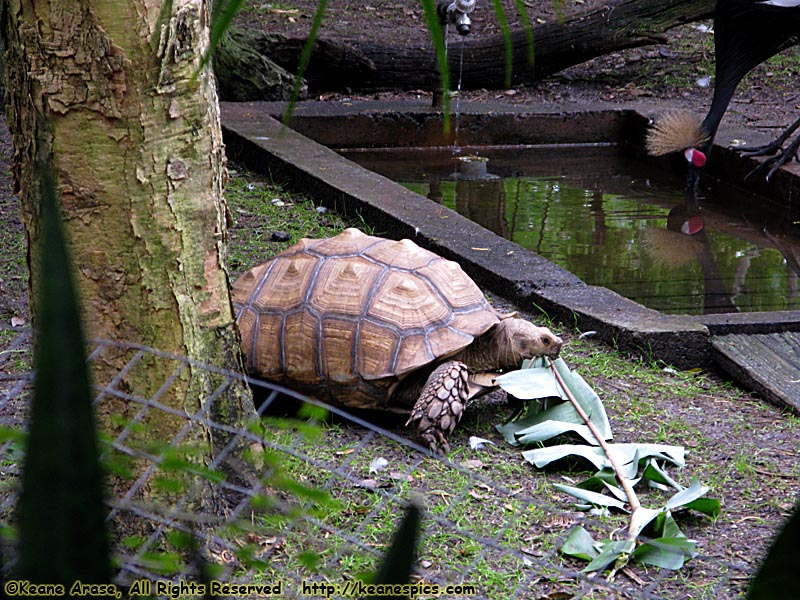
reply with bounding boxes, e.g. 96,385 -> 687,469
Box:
548,359 -> 642,534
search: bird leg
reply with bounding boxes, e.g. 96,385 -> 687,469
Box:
406,360 -> 469,454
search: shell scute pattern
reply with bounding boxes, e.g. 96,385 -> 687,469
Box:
233,228 -> 503,408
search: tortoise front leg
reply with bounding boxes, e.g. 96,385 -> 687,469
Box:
406,360 -> 469,454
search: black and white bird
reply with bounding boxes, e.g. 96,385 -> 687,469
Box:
646,0 -> 800,189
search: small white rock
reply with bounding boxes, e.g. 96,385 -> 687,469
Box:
369,457 -> 389,474
469,436 -> 495,450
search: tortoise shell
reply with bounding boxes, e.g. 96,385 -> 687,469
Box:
232,228 -> 503,409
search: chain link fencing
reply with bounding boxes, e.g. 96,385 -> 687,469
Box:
0,324 -> 752,599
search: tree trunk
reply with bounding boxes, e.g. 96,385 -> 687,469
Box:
216,0 -> 714,99
2,0 -> 256,510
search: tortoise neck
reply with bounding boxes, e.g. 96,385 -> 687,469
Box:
453,321 -> 518,372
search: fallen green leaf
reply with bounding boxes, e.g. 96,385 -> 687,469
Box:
666,477 -> 710,510
628,506 -> 666,540
496,357 -> 613,445
494,367 -> 564,400
632,536 -> 697,570
552,483 -> 627,511
643,458 -> 683,491
683,497 -> 722,520
523,442 -> 685,480
560,526 -> 599,561
582,538 -> 635,573
516,421 -> 600,446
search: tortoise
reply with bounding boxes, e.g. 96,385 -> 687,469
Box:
232,228 -> 563,452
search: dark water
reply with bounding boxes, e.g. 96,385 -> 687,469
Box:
340,145 -> 800,315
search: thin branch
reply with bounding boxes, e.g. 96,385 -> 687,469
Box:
548,359 -> 642,520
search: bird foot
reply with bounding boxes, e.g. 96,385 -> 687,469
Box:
743,140 -> 800,182
738,115 -> 800,182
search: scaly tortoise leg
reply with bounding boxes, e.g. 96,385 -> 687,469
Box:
406,360 -> 469,454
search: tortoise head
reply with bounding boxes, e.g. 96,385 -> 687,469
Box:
501,318 -> 563,367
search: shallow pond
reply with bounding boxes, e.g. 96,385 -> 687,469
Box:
340,145 -> 800,315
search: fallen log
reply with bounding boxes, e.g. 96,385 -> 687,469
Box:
216,0 -> 714,100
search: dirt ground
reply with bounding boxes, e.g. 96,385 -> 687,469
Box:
1,1 -> 799,597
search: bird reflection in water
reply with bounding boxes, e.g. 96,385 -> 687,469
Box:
641,192 -> 739,314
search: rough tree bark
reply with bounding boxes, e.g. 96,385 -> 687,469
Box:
2,0 -> 256,508
216,0 -> 714,100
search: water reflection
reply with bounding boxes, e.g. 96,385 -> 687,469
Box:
641,199 -> 737,314
339,146 -> 800,315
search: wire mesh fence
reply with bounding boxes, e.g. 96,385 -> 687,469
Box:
0,324 -> 754,599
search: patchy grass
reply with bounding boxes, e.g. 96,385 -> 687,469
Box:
0,184 -> 26,326
225,164 -> 360,277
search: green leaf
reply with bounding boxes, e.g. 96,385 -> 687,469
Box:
488,0 -> 514,88
523,442 -> 685,480
523,444 -> 609,471
516,421 -> 599,446
642,458 -> 683,491
16,165 -> 110,582
512,0 -> 536,65
283,0 -> 329,125
560,526 -> 599,561
497,403 -> 594,445
628,506 -> 665,540
574,469 -> 622,491
204,0 -> 247,71
419,0 -> 450,131
600,480 -> 629,503
574,470 -> 641,504
582,539 -> 635,573
658,510 -> 684,539
683,497 -> 722,520
632,537 -> 697,570
666,477 -> 710,510
495,368 -> 564,400
549,358 -> 612,434
497,357 -> 612,445
552,483 -> 628,511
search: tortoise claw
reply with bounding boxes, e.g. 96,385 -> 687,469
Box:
406,361 -> 469,454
